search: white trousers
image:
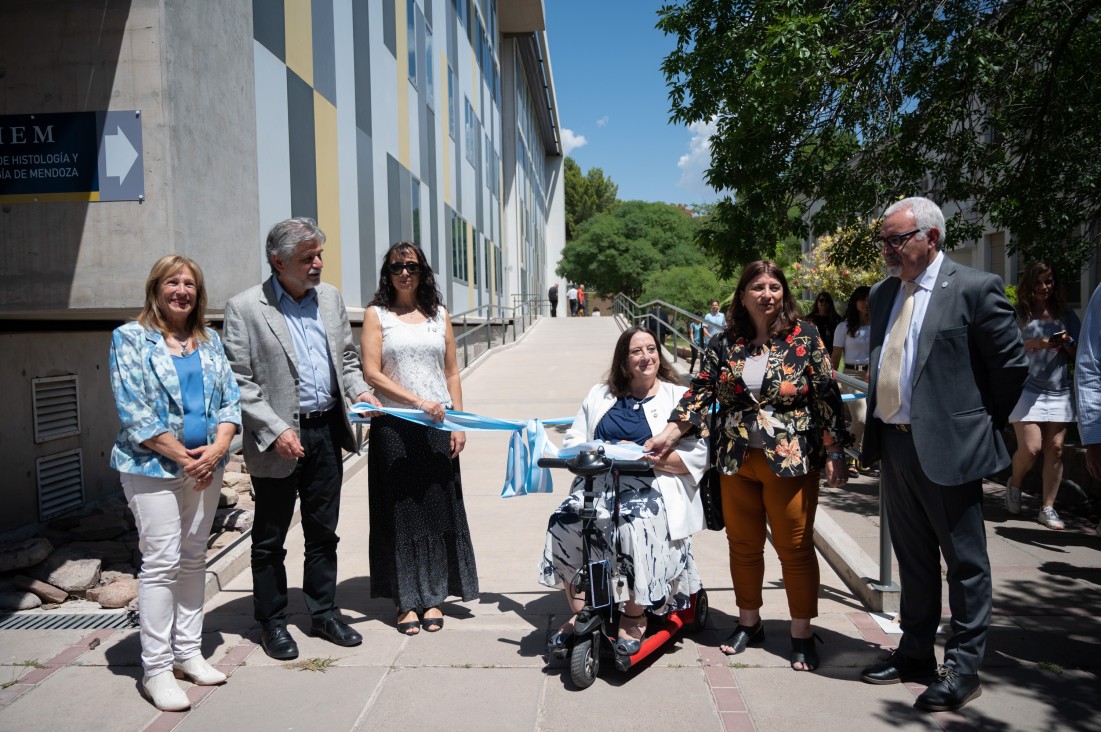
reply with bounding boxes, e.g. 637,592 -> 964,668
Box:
120,470 -> 221,676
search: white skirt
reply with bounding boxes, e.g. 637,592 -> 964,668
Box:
1009,388 -> 1075,424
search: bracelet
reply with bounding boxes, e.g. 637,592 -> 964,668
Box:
417,399 -> 426,410
827,451 -> 846,461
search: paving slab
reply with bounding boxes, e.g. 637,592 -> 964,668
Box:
0,665 -> 157,732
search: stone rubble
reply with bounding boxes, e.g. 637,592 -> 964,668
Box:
0,464 -> 253,611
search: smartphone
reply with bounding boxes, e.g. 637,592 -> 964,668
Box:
1051,329 -> 1068,344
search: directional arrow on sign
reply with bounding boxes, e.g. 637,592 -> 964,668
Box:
105,125 -> 138,185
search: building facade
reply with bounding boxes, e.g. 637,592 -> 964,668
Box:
0,0 -> 564,535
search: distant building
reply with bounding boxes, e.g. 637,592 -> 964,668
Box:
0,0 -> 564,534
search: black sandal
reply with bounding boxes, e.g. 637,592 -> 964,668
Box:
421,609 -> 445,632
396,609 -> 420,635
790,633 -> 823,671
615,611 -> 647,656
720,620 -> 764,655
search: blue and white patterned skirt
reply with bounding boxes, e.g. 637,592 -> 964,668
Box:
538,473 -> 702,614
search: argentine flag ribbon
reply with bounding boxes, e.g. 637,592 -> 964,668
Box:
350,404 -> 573,498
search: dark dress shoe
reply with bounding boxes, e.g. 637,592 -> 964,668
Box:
914,667 -> 982,712
861,649 -> 937,684
310,617 -> 363,647
260,625 -> 299,660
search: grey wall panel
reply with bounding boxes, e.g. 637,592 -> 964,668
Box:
382,0 -> 396,56
357,127 -> 377,303
387,154 -> 402,246
311,0 -> 337,104
286,69 -> 318,220
253,0 -> 285,60
353,0 -> 372,134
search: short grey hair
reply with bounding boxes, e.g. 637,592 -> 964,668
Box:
883,197 -> 946,249
265,217 -> 326,271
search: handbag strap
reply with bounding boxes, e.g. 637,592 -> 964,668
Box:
706,335 -> 725,461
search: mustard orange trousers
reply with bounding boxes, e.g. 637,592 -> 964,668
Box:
720,448 -> 820,619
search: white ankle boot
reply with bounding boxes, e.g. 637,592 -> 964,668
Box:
142,670 -> 190,711
173,655 -> 227,685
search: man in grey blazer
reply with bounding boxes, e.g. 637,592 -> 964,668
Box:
223,217 -> 381,660
858,197 -> 1027,712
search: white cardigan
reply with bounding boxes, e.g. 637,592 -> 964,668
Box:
562,382 -> 708,540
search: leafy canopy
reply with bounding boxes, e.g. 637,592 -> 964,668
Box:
659,0 -> 1101,275
557,201 -> 705,298
564,157 -> 619,241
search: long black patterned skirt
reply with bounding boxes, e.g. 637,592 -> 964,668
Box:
368,415 -> 479,611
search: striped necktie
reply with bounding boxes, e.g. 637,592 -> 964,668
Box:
877,281 -> 918,421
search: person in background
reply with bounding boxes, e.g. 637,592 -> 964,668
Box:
591,308 -> 601,317
808,291 -> 842,354
702,299 -> 726,344
1074,283 -> 1101,537
578,284 -> 587,317
1005,262 -> 1080,529
223,217 -> 381,661
110,255 -> 240,711
832,285 -> 872,472
548,283 -> 559,317
646,261 -> 851,673
858,197 -> 1026,712
361,242 -> 479,635
541,326 -> 706,655
567,284 -> 579,316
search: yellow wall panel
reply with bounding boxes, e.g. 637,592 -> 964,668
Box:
396,0 -> 410,167
314,92 -> 341,287
285,0 -> 314,86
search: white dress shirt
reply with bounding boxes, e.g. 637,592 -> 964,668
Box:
874,251 -> 945,424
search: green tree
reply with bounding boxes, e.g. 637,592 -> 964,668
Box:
640,264 -> 734,315
557,201 -> 704,298
564,156 -> 619,241
659,0 -> 1101,275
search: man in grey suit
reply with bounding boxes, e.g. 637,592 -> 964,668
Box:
223,217 -> 381,660
858,197 -> 1027,712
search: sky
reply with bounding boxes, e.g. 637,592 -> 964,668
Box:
544,1 -> 721,207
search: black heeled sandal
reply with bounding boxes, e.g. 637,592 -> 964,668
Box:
720,620 -> 764,656
615,611 -> 647,656
790,632 -> 823,671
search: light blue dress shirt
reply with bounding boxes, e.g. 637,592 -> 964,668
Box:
874,251 -> 945,424
273,278 -> 336,413
1076,283 -> 1101,446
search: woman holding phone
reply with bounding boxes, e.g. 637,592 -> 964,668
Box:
1005,262 -> 1080,529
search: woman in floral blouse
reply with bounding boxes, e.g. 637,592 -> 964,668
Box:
645,260 -> 851,672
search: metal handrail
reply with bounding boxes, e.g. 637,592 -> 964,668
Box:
612,294 -> 709,366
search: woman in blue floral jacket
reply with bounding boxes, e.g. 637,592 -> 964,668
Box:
646,260 -> 851,672
109,255 -> 240,711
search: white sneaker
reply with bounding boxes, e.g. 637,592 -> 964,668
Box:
173,655 -> 227,685
1005,483 -> 1022,515
142,670 -> 190,711
1037,506 -> 1065,530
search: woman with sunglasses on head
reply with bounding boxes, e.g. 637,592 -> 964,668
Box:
361,242 -> 478,634
807,291 -> 842,354
1005,261 -> 1080,529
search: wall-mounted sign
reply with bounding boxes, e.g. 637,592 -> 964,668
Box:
0,110 -> 144,203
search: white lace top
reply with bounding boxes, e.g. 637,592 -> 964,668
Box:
372,305 -> 453,409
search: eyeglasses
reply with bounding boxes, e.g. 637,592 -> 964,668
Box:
387,262 -> 421,275
874,228 -> 925,250
628,346 -> 659,358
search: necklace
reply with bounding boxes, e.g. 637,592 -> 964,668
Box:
170,334 -> 191,356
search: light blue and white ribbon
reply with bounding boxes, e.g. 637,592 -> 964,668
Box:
350,403 -> 573,498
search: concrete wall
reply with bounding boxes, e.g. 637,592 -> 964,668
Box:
0,331 -> 120,535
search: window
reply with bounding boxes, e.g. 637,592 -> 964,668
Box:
407,0 -> 417,86
451,210 -> 468,281
473,233 -> 480,286
464,98 -> 476,164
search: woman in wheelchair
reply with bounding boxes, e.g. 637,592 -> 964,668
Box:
538,326 -> 708,654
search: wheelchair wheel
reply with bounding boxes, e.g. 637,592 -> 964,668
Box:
569,633 -> 599,689
688,588 -> 710,633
